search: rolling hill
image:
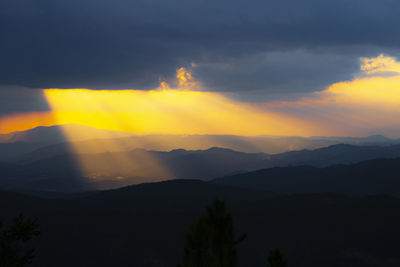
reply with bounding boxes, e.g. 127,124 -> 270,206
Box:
3,144 -> 400,194
214,157 -> 400,195
1,180 -> 400,267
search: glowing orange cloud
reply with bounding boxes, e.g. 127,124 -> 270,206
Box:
0,111 -> 56,134
176,67 -> 200,89
360,54 -> 400,74
265,54 -> 400,137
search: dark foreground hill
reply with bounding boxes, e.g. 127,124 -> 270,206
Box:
1,179 -> 400,267
214,157 -> 400,195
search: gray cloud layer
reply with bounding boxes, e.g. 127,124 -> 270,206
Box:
1,0 -> 400,96
0,86 -> 49,115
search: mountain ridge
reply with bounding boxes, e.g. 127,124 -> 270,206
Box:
213,157 -> 400,195
1,125 -> 399,158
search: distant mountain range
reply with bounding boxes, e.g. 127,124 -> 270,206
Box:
1,124 -> 400,194
213,157 -> 400,195
0,147 -> 269,192
0,125 -> 134,161
0,124 -> 134,144
2,144 -> 400,194
262,143 -> 400,167
2,127 -> 399,267
0,125 -> 399,162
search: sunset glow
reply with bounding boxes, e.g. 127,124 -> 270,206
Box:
1,55 -> 400,138
43,88 -> 315,136
40,68 -> 316,179
0,111 -> 56,134
264,54 -> 400,136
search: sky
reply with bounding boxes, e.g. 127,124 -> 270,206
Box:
1,0 -> 400,137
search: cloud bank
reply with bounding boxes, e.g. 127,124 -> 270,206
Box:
1,55 -> 399,137
1,0 -> 400,95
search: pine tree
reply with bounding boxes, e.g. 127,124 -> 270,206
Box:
206,198 -> 237,267
0,214 -> 40,267
267,248 -> 287,267
180,198 -> 246,267
183,216 -> 212,267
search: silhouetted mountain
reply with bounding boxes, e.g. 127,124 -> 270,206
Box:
0,126 -> 63,143
5,144 -> 400,193
0,142 -> 43,161
0,161 -> 17,176
15,142 -> 76,164
0,125 -> 135,161
264,143 -> 400,167
360,134 -> 393,142
14,141 -> 400,169
309,134 -> 394,143
0,124 -> 133,144
0,148 -> 269,192
41,133 -> 398,154
1,180 -> 400,267
2,125 -> 399,160
214,157 -> 400,195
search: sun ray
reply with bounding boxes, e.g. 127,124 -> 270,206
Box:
39,68 -> 317,183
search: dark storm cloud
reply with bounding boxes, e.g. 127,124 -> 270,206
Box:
193,51 -> 360,94
0,86 -> 50,115
1,0 -> 400,92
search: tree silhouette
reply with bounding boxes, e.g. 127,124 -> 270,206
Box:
181,198 -> 246,267
183,216 -> 212,267
0,214 -> 40,267
267,248 -> 287,267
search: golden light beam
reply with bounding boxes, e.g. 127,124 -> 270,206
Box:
42,88 -> 316,136
40,67 -> 317,183
1,57 -> 400,183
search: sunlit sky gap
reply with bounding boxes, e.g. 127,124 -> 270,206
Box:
1,55 -> 400,138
